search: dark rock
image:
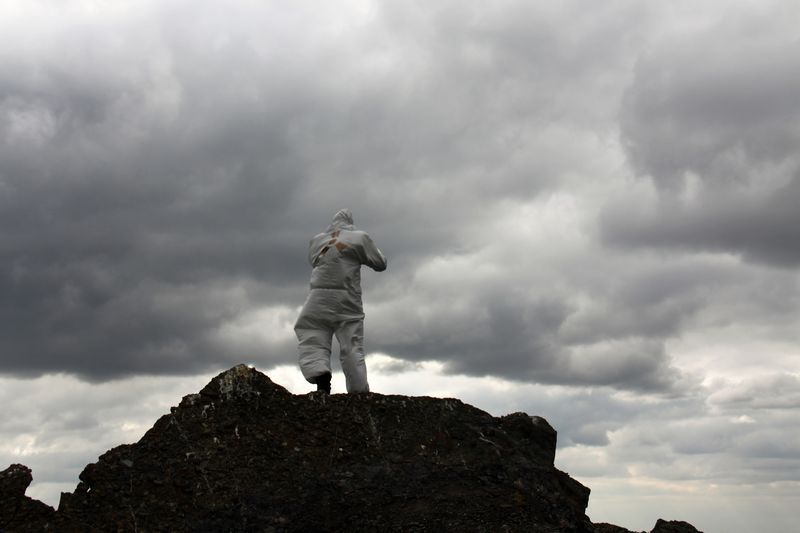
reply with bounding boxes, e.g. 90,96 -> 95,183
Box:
499,413 -> 557,465
651,518 -> 704,533
57,364 -> 593,531
593,518 -> 703,533
3,364 -> 704,532
594,523 -> 643,533
0,463 -> 56,532
0,464 -> 32,498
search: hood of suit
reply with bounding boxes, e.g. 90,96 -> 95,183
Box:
327,208 -> 355,232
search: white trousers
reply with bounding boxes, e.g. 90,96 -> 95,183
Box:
294,290 -> 369,393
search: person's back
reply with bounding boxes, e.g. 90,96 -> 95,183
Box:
294,209 -> 386,393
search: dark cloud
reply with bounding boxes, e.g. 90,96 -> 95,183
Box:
619,5 -> 800,188
600,174 -> 800,267
0,0 -> 647,382
610,10 -> 800,267
710,374 -> 800,410
0,20 -> 314,378
0,0 -> 795,407
369,269 -> 696,393
375,290 -> 569,378
561,260 -> 728,344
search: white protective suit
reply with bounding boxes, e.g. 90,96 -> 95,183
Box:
294,209 -> 387,393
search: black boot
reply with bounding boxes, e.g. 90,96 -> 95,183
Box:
314,372 -> 332,394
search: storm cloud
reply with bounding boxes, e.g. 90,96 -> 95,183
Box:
606,3 -> 800,267
1,0 -> 667,385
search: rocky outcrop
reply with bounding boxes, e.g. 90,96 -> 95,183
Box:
0,464 -> 56,532
2,365 -> 702,532
595,519 -> 703,533
651,519 -> 703,533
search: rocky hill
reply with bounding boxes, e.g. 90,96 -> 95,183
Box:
1,365 -> 702,532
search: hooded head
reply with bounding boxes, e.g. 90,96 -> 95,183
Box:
327,208 -> 355,232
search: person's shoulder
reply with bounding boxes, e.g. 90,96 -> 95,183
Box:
346,229 -> 376,243
308,232 -> 327,246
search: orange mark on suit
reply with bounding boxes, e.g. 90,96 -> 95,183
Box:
318,231 -> 348,258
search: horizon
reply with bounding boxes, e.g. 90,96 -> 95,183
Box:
2,2 -> 799,532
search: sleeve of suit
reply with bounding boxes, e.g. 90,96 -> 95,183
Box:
359,234 -> 387,272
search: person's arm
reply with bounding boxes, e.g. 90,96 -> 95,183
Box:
307,238 -> 317,267
359,234 -> 387,272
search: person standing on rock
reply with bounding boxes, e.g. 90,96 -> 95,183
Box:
294,208 -> 387,394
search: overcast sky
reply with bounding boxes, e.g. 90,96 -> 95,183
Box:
1,1 -> 799,531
